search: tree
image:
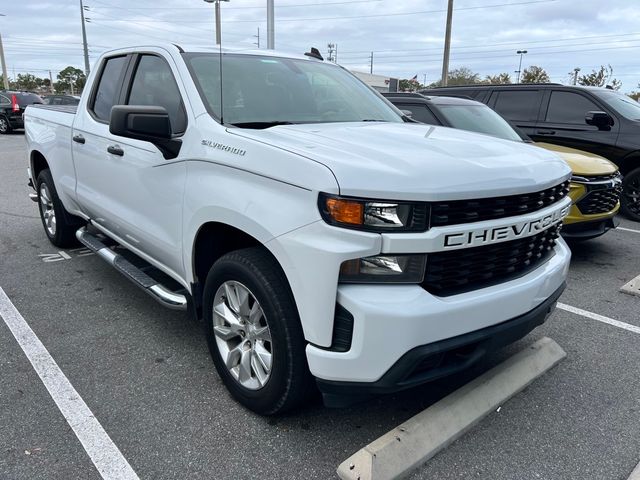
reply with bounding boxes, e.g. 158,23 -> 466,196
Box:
399,78 -> 425,92
428,67 -> 481,88
520,66 -> 550,84
628,84 -> 640,102
56,66 -> 86,93
484,72 -> 512,84
578,65 -> 621,90
15,73 -> 40,91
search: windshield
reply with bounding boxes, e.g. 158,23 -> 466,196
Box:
183,53 -> 402,127
597,90 -> 640,120
437,104 -> 524,142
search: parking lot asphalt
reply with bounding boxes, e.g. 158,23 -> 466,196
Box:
1,132 -> 639,480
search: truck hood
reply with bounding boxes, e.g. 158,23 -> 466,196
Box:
535,142 -> 618,176
230,122 -> 571,201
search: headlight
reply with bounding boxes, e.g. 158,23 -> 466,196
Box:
339,254 -> 427,283
318,193 -> 428,232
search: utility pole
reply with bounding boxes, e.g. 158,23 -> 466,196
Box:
370,52 -> 373,74
573,67 -> 581,85
267,0 -> 274,49
440,0 -> 453,86
49,70 -> 54,93
80,0 -> 90,76
0,14 -> 8,90
423,73 -> 427,86
327,43 -> 337,63
254,27 -> 260,48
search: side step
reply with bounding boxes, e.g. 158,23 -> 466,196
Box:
76,227 -> 188,310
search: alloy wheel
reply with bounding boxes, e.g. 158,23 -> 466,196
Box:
0,118 -> 8,133
39,183 -> 57,236
624,176 -> 640,217
212,281 -> 273,390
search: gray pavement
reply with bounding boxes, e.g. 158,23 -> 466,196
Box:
1,132 -> 639,479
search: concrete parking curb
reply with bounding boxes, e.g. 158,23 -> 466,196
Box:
336,336 -> 566,480
620,274 -> 640,298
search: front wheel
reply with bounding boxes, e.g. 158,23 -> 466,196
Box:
36,169 -> 83,247
203,247 -> 313,415
621,168 -> 640,222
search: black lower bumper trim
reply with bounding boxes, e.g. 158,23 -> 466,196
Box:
317,282 -> 566,407
561,216 -> 619,240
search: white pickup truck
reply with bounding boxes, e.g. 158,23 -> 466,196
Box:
25,44 -> 572,414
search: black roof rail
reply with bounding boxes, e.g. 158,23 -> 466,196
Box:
422,83 -> 562,89
173,43 -> 185,53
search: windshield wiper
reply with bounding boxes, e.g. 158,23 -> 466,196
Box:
361,119 -> 387,122
230,121 -> 297,129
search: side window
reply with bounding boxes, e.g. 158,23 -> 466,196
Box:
92,55 -> 128,121
492,90 -> 541,122
127,55 -> 187,134
0,94 -> 11,106
399,104 -> 439,125
52,97 -> 63,105
545,91 -> 600,124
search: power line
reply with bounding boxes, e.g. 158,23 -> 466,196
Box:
88,0 -> 383,9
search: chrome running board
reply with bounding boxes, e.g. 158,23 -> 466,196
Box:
76,227 -> 188,310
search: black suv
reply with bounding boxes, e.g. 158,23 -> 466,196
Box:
420,84 -> 640,220
0,91 -> 43,134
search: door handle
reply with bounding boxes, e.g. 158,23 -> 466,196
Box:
536,129 -> 556,135
107,145 -> 124,156
72,134 -> 85,144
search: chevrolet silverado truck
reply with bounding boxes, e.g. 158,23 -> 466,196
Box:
25,45 -> 572,414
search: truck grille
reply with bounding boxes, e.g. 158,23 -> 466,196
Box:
576,181 -> 622,215
430,181 -> 570,227
422,224 -> 562,296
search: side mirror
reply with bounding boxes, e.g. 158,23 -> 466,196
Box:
585,111 -> 613,130
109,105 -> 181,159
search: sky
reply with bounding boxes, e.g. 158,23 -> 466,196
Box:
1,0 -> 640,91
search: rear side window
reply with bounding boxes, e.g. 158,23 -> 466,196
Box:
127,55 -> 187,134
92,55 -> 128,121
492,90 -> 541,122
15,93 -> 43,106
545,91 -> 600,124
398,103 -> 439,124
0,94 -> 9,106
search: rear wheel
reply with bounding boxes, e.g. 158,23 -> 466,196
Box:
621,168 -> 640,222
203,247 -> 313,415
36,169 -> 84,247
0,116 -> 12,134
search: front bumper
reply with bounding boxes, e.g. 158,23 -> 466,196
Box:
306,238 -> 571,384
562,215 -> 619,240
317,281 -> 565,405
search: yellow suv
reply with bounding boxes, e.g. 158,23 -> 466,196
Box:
383,93 -> 622,240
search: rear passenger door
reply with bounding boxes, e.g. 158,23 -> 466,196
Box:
487,89 -> 543,138
73,52 -> 190,280
534,89 -> 619,159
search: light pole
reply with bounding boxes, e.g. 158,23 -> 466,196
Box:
204,0 -> 230,45
0,14 -> 8,90
516,50 -> 527,83
573,67 -> 581,85
267,0 -> 274,49
80,1 -> 90,76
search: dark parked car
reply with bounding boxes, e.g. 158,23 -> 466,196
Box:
41,95 -> 81,106
384,92 -> 623,240
419,84 -> 640,221
0,91 -> 43,134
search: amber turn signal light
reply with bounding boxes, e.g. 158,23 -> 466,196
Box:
325,197 -> 364,225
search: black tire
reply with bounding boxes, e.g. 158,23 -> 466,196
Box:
36,169 -> 84,247
0,115 -> 12,134
203,247 -> 313,415
621,168 -> 640,222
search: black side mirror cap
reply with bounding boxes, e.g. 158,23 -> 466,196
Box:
585,111 -> 614,130
109,105 -> 182,159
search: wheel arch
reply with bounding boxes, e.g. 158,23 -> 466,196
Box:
30,150 -> 50,181
619,150 -> 640,176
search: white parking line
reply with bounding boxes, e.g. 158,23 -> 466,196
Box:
557,302 -> 640,335
0,287 -> 139,480
618,227 -> 640,234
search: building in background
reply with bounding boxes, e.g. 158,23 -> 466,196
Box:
350,70 -> 398,93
